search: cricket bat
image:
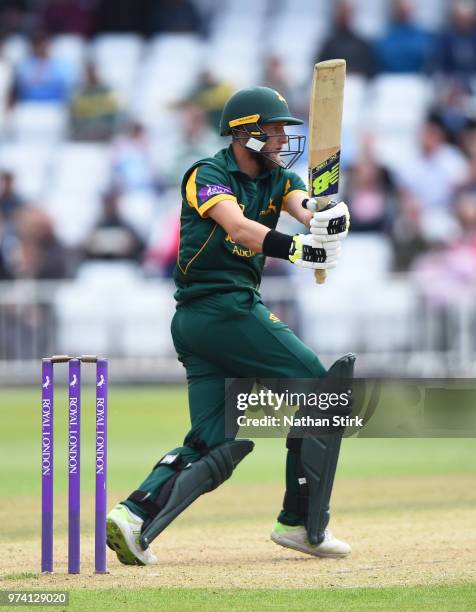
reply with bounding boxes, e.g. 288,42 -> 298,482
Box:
307,59 -> 346,284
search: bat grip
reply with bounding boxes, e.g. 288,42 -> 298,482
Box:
305,198 -> 336,285
314,270 -> 326,284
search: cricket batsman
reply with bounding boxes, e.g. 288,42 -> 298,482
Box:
106,87 -> 354,565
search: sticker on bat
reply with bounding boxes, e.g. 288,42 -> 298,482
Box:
310,151 -> 340,197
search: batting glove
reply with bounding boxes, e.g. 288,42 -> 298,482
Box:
307,200 -> 350,240
289,234 -> 341,270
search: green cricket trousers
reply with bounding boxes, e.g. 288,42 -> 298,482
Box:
124,290 -> 326,526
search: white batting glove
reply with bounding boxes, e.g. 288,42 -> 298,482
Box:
308,200 -> 350,240
289,234 -> 341,270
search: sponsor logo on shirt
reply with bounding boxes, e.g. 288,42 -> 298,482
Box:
198,184 -> 233,203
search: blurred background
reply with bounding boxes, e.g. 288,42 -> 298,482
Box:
0,0 -> 476,383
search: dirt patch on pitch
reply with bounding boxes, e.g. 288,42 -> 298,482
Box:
1,475 -> 475,590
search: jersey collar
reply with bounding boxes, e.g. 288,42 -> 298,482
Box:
223,145 -> 241,173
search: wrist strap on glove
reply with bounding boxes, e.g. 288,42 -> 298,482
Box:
262,229 -> 293,260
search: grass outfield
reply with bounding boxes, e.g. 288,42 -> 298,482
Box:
73,584 -> 476,611
2,385 -> 476,496
3,584 -> 472,612
1,386 -> 475,608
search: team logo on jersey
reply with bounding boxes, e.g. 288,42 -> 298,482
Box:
260,199 -> 278,216
198,184 -> 233,204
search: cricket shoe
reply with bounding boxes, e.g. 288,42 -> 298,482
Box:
270,522 -> 351,558
106,503 -> 158,566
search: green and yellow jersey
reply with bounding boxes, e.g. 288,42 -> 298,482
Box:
173,145 -> 306,304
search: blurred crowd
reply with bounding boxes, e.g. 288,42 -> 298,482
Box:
0,0 -> 208,39
0,0 -> 476,293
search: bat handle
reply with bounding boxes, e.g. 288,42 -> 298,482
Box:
304,198 -> 335,285
314,270 -> 327,284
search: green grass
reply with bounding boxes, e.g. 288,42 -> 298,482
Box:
1,386 -> 475,610
1,572 -> 37,581
1,385 -> 475,498
7,584 -> 474,612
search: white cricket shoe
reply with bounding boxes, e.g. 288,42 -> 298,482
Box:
106,503 -> 158,566
271,522 -> 351,558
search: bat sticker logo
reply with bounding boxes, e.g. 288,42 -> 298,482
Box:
42,376 -> 51,389
311,151 -> 340,197
97,374 -> 105,387
70,374 -> 78,387
273,90 -> 286,102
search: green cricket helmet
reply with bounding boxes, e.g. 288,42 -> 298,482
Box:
219,86 -> 305,169
220,86 -> 303,135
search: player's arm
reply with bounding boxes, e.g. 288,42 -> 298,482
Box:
207,199 -> 339,270
284,190 -> 313,227
207,199 -> 270,252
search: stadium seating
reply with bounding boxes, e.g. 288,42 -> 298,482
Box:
0,142 -> 55,200
367,75 -> 434,170
1,35 -> 29,67
1,0 -> 470,378
7,102 -> 68,143
0,59 -> 12,131
54,263 -> 175,357
118,190 -> 160,240
352,0 -> 390,38
49,35 -> 85,83
93,34 -> 143,105
49,143 -> 110,193
297,275 -> 416,355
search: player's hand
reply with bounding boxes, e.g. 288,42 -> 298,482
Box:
288,234 -> 340,270
308,200 -> 350,240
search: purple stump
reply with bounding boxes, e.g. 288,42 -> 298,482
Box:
41,359 -> 54,573
68,359 -> 81,574
94,359 -> 108,573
